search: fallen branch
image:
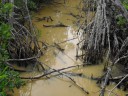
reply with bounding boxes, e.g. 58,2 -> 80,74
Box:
20,64 -> 84,79
41,62 -> 89,94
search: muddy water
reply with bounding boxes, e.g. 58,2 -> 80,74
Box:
13,0 -> 127,96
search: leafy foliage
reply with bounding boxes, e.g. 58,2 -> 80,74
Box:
28,0 -> 37,10
116,0 -> 128,27
117,16 -> 127,27
0,3 -> 12,68
0,69 -> 24,96
0,3 -> 24,96
122,0 -> 128,10
14,0 -> 54,11
14,0 -> 40,11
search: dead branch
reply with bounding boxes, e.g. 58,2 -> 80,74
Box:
41,62 -> 89,94
20,64 -> 84,79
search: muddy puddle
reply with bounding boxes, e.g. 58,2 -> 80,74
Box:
13,0 -> 128,96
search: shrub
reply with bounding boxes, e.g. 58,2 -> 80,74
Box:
0,3 -> 24,96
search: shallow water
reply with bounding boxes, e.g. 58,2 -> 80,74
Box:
13,0 -> 128,96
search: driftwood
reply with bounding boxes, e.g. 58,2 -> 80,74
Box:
43,23 -> 68,27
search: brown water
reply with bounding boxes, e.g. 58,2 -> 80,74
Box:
13,0 -> 128,96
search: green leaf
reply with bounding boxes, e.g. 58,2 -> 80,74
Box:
0,92 -> 6,96
3,3 -> 13,13
0,74 -> 7,79
123,0 -> 128,10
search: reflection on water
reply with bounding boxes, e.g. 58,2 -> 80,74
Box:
13,0 -> 127,96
